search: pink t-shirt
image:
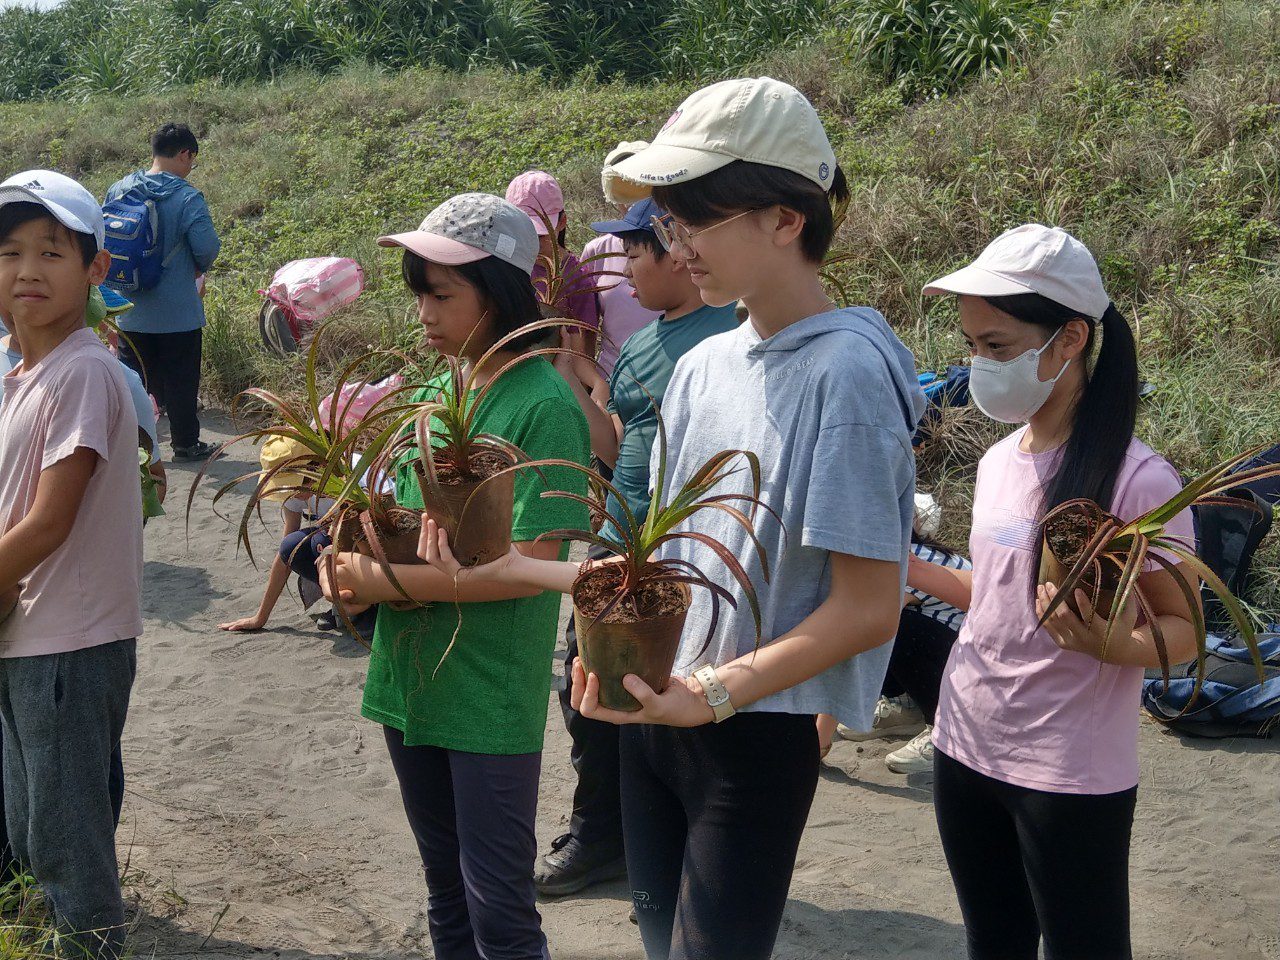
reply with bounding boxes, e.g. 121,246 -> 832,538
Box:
933,429 -> 1194,794
0,328 -> 143,657
581,234 -> 660,376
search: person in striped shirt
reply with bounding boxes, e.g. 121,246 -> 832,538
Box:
819,532 -> 972,773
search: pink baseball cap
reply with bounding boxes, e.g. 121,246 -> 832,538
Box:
505,170 -> 564,236
377,193 -> 539,275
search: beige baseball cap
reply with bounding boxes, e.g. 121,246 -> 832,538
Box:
923,224 -> 1111,320
606,77 -> 839,205
601,140 -> 649,205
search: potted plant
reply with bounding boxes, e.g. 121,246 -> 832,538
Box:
526,412 -> 777,711
1038,445 -> 1280,696
403,317 -> 599,568
189,321 -> 433,600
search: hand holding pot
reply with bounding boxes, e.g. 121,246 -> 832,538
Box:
1036,581 -> 1138,663
316,548 -> 373,612
417,518 -> 523,584
571,657 -> 715,728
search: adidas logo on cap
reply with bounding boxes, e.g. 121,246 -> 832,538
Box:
21,179 -> 43,191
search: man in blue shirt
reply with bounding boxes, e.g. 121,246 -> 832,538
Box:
106,123 -> 221,462
542,196 -> 740,896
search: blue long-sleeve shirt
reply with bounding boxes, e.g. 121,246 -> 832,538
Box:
104,171 -> 221,334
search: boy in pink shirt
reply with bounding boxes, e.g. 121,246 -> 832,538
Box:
0,170 -> 142,960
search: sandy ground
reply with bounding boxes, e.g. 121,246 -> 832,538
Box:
118,414 -> 1280,960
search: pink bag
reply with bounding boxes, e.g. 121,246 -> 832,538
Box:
318,374 -> 406,437
261,257 -> 364,329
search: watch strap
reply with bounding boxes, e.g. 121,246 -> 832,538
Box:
694,665 -> 735,723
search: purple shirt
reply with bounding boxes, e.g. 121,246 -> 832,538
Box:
532,250 -> 600,335
580,235 -> 660,376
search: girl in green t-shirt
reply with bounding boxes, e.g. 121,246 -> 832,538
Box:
319,193 -> 589,959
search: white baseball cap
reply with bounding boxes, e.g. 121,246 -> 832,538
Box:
923,224 -> 1111,320
0,169 -> 104,250
378,193 -> 540,275
606,77 -> 839,205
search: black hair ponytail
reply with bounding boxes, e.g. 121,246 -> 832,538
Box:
983,295 -> 1139,514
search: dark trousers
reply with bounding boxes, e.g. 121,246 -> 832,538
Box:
279,528 -> 377,634
879,607 -> 961,723
0,743 -> 126,878
280,527 -> 331,581
0,639 -> 137,960
558,544 -> 623,850
934,748 -> 1136,960
119,328 -> 203,449
383,727 -> 549,960
621,712 -> 819,960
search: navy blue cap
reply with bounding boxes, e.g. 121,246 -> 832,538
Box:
590,197 -> 668,238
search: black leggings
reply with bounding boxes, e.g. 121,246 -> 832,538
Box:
934,748 -> 1137,960
620,712 -> 819,960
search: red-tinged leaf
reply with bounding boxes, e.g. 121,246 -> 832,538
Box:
1142,550 -> 1207,703
1130,584 -> 1171,691
1102,533 -> 1148,659
1150,542 -> 1265,684
650,530 -> 763,645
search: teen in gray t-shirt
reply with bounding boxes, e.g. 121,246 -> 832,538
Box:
652,305 -> 924,729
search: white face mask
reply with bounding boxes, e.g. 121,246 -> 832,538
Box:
968,328 -> 1071,424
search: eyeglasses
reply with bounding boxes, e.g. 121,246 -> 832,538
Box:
650,208 -> 760,255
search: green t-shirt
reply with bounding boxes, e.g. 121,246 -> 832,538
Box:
604,302 -> 740,537
360,356 -> 590,754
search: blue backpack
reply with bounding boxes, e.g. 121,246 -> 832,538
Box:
1142,633 -> 1280,738
102,187 -> 174,293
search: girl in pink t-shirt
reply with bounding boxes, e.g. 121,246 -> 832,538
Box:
912,225 -> 1200,960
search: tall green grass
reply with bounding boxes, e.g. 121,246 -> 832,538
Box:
0,0 -> 1065,100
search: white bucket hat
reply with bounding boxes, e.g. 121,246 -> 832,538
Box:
923,224 -> 1111,320
606,77 -> 839,205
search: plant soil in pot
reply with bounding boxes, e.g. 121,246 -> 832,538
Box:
356,499 -> 424,565
1039,500 -> 1119,619
573,565 -> 691,712
415,449 -> 515,567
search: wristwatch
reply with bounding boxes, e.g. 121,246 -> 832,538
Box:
694,665 -> 736,723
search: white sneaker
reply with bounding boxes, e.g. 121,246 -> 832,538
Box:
885,726 -> 934,774
837,695 -> 926,742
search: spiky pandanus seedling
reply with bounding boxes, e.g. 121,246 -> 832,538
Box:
526,407 -> 780,711
188,321 -> 436,610
387,317 -> 602,567
1038,444 -> 1280,702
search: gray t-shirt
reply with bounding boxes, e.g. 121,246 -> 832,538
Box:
652,307 -> 925,728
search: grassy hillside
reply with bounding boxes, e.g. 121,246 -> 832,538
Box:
0,0 -> 1277,607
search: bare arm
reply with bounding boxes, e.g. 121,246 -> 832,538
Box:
325,538 -> 569,605
219,508 -> 302,631
554,351 -> 621,468
573,552 -> 904,727
906,552 -> 973,612
0,448 -> 98,596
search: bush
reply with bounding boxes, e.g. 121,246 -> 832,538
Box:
846,0 -> 1064,98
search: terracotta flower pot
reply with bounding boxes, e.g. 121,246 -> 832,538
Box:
1039,501 -> 1120,619
573,580 -> 691,712
414,457 -> 515,567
